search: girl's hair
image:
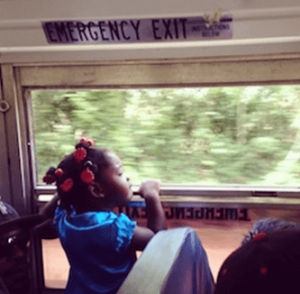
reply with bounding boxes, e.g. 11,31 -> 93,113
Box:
43,138 -> 110,211
214,229 -> 300,294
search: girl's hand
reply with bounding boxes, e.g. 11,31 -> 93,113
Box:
138,180 -> 161,200
136,179 -> 166,236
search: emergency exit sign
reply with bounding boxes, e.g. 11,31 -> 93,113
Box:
42,15 -> 232,44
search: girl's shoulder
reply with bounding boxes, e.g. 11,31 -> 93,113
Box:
55,207 -> 134,227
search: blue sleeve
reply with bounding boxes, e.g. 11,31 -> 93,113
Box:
114,213 -> 136,253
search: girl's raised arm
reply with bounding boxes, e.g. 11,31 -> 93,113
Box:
130,180 -> 166,251
34,193 -> 60,239
40,193 -> 60,219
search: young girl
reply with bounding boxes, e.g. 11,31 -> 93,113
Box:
41,138 -> 166,294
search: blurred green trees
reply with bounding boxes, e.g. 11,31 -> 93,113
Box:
32,86 -> 300,185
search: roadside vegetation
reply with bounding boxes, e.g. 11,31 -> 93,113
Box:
32,86 -> 300,185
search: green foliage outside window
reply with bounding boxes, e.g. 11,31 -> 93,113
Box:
32,86 -> 300,185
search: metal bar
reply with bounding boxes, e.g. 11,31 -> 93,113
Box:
35,185 -> 300,197
18,59 -> 300,88
1,64 -> 26,213
35,186 -> 300,210
0,66 -> 11,203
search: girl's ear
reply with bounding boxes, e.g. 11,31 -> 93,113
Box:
88,182 -> 105,198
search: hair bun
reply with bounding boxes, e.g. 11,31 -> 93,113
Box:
79,137 -> 94,147
75,138 -> 94,151
43,166 -> 57,184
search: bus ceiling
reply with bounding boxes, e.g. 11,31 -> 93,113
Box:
0,0 -> 300,64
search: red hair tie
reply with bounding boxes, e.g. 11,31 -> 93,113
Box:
60,178 -> 73,192
55,168 -> 64,177
81,168 -> 95,184
253,232 -> 267,242
43,167 -> 56,184
260,266 -> 268,275
74,147 -> 87,162
43,174 -> 56,184
80,137 -> 94,147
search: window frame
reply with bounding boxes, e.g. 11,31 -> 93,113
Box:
24,56 -> 300,208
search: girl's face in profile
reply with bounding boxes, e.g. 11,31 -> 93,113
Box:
101,152 -> 133,206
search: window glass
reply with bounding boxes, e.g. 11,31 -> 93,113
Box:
32,86 -> 300,186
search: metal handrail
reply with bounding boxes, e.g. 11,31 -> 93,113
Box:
35,185 -> 300,210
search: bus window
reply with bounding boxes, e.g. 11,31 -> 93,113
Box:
32,86 -> 300,186
31,86 -> 300,287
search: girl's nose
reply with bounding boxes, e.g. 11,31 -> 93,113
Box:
126,176 -> 130,182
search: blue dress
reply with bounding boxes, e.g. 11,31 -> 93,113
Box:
54,207 -> 136,294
